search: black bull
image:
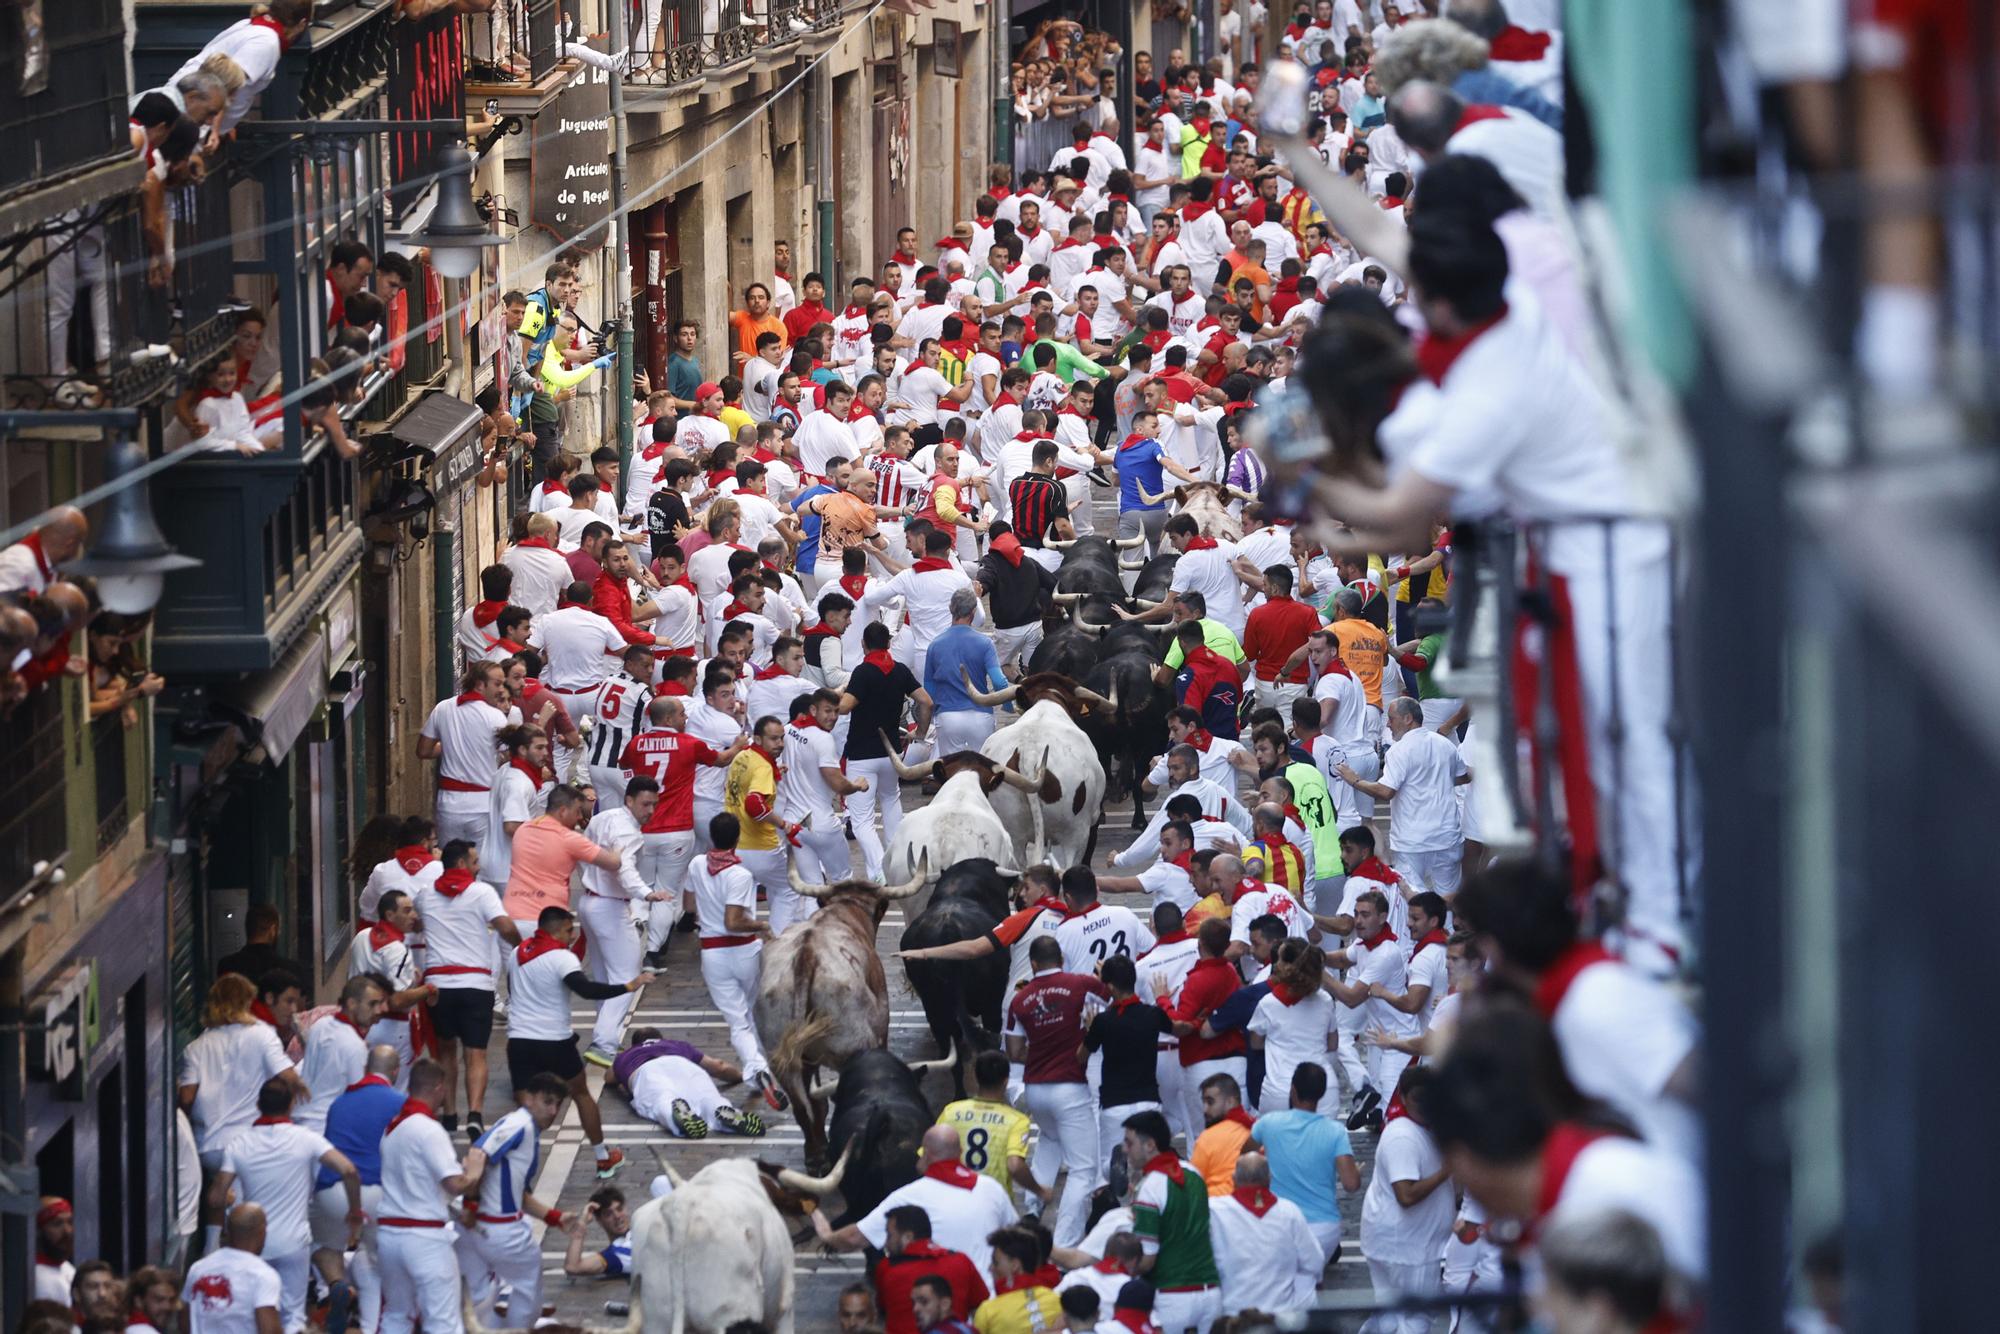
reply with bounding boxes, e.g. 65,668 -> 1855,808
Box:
899,858 -> 1017,1067
822,1047 -> 944,1224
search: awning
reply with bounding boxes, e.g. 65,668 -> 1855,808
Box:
222,630 -> 328,763
376,390 -> 483,466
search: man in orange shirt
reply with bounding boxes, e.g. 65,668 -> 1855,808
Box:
502,784 -> 625,933
1327,587 -> 1388,742
1189,1071 -> 1256,1196
730,282 -> 787,369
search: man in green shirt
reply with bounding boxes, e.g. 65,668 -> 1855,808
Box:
1146,591 -> 1245,686
1124,1109 -> 1221,1333
1391,598 -> 1467,734
1027,315 -> 1111,387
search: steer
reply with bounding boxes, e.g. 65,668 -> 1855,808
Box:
625,1152 -> 850,1334
754,868 -> 925,1161
957,676 -> 1112,867
899,858 -> 1019,1068
1133,480 -> 1248,542
881,748 -> 1048,911
809,1048 -> 955,1223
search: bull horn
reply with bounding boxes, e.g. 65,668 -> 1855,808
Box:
910,1057 -> 958,1077
961,665 -> 1019,708
1226,484 -> 1258,501
880,867 -> 928,900
1073,684 -> 1111,707
776,1140 -> 853,1195
1106,680 -> 1119,712
1118,555 -> 1147,569
788,860 -> 833,900
1137,483 -> 1169,506
1050,591 -> 1087,607
1114,534 -> 1147,549
1130,597 -> 1164,611
462,1293 -> 497,1334
879,732 -> 929,780
999,762 -> 1042,792
807,1073 -> 838,1102
1045,537 -> 1077,550
648,1144 -> 687,1189
1068,607 -> 1108,638
1027,749 -> 1049,864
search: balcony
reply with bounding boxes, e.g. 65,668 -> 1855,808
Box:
0,0 -> 141,238
0,692 -> 69,915
464,0 -> 578,120
623,0 -> 828,98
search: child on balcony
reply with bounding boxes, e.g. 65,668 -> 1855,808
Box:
170,358 -> 281,457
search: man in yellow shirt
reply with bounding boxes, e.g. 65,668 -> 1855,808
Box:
972,1228 -> 1063,1334
935,1052 -> 1044,1202
723,716 -> 793,926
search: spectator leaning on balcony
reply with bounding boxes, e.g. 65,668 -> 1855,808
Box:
171,0 -> 318,137
0,507 -> 89,597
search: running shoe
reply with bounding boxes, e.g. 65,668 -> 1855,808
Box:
670,1098 -> 709,1140
756,1072 -> 791,1112
716,1104 -> 765,1137
596,1147 -> 627,1178
584,1045 -> 616,1069
1345,1086 -> 1382,1132
464,1112 -> 485,1143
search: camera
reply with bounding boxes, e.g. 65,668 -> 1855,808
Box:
594,317 -> 626,358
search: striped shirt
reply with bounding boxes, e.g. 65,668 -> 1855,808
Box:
1007,472 -> 1066,547
1247,833 -> 1307,896
587,671 -> 654,768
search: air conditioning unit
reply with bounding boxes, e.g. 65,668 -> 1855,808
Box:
208,887 -> 251,961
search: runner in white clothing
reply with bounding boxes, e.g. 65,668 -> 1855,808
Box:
578,779 -> 667,1066
183,1206 -> 284,1334
418,663 -> 511,848
779,689 -> 867,887
686,812 -> 788,1109
375,1060 -> 486,1334
456,1077 -> 570,1327
412,843 -> 522,1135
292,978 -> 386,1132
346,894 -> 433,1087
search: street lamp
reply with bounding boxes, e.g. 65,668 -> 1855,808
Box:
67,435 -> 201,614
391,142 -> 509,281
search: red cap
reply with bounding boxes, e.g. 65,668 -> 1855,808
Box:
695,381 -> 722,400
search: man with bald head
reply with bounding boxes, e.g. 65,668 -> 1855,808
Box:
1208,1151 -> 1326,1314
500,512 -> 571,616
1386,77 -> 1566,219
0,506 -> 88,596
182,1203 -> 283,1334
810,1122 -> 1019,1289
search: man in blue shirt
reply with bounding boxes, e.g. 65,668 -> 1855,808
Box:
791,462 -> 842,597
924,588 -> 1006,759
311,1046 -> 407,1334
1115,407 -> 1199,557
1247,1061 -> 1361,1259
1204,913 -> 1289,1106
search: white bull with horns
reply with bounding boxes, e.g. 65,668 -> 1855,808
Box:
879,744 -> 1049,906
958,672 -> 1112,868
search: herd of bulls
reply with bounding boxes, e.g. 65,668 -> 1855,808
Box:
557,517 -> 1234,1334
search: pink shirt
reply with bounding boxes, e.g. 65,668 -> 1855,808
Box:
502,818 -> 602,921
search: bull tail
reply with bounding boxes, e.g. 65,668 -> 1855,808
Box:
770,1011 -> 838,1084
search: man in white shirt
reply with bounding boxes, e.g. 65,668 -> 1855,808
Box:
688,812 -> 785,1105
1325,889 -> 1422,1127
1115,747 -> 1255,871
1176,178 -> 1232,297
347,894 -> 429,1085
208,1079 -> 363,1333
579,778 -> 666,1066
169,0 -> 311,133
1336,697 -> 1469,894
1209,1152 -> 1326,1315
796,383 -> 862,479
809,1124 -> 1019,1289
183,1204 -> 285,1334
1388,80 -> 1566,220
1054,869 -> 1158,974
419,662 -> 513,847
458,1075 -> 572,1327
413,842 -> 522,1135
1097,823 -> 1202,916
888,339 -> 974,428
861,528 -> 976,685
499,514 -> 571,617
1358,1068 -> 1458,1327
376,1060 -> 486,1334
293,977 -> 386,1132
529,582 -> 628,697
781,688 -> 866,887
685,665 -> 748,847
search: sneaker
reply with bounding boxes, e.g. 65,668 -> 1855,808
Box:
492,1000 -> 509,1024
465,1113 -> 485,1143
440,1112 -> 460,1135
670,1099 -> 709,1140
1345,1086 -> 1382,1131
756,1072 -> 791,1112
595,1147 -> 627,1178
716,1104 -> 764,1137
584,1045 -> 616,1069
644,947 -> 670,970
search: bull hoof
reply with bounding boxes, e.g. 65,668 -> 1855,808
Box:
1130,813 -> 1146,830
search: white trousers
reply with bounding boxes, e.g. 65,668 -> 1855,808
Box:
1023,1081 -> 1100,1247
639,829 -> 696,949
700,944 -> 768,1079
742,846 -> 812,933
843,756 -> 905,879
1097,1100 -> 1162,1187
378,1226 -> 463,1334
1256,681 -> 1307,717
266,1246 -> 311,1334
365,1016 -> 417,1089
1394,846 -> 1463,897
434,790 -> 488,852
793,824 -> 853,885
580,891 -> 644,1051
1156,1048 -> 1193,1148
1331,747 -> 1379,826
1309,1217 -> 1343,1261
933,709 -> 996,758
45,223 -> 109,378
589,762 -> 630,805
1181,1056 -> 1247,1145
990,622 -> 1044,674
1153,1284 -> 1222,1334
1366,1044 -> 1412,1104
1362,1257 -> 1440,1333
691,796 -> 725,850
457,1217 -> 542,1327
1334,1015 -> 1369,1103
632,1054 -> 731,1132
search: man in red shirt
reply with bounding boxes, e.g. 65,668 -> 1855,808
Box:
782,271 -> 833,344
870,1205 -> 989,1334
1005,935 -> 1108,1249
619,696 -> 747,966
1240,564 -> 1323,715
592,540 -> 658,648
1157,918 -> 1246,1139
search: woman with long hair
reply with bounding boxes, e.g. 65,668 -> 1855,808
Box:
178,973 -> 307,1171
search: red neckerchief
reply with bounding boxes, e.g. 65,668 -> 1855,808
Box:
1053,237 -> 1090,252
722,600 -> 753,620
252,1000 -> 281,1029
1029,894 -> 1077,921
1111,1310 -> 1159,1334
989,185 -> 1011,200
935,238 -> 968,253
803,623 -> 839,640
989,532 -> 1025,567
1532,941 -> 1617,1017
515,930 -> 573,967
1120,432 -> 1155,451
540,479 -> 566,496
1182,727 -> 1215,752
252,1114 -> 292,1126
508,756 -> 544,785
757,663 -> 796,682
1350,856 -> 1401,885
1229,877 -> 1267,906
395,845 -> 436,875
862,649 -> 898,674
249,13 -> 295,51
471,600 -> 506,628
1164,848 -> 1195,875
992,390 -> 1017,409
456,689 -> 487,706
1111,995 -> 1145,1015
1184,536 -> 1220,551
1181,200 -> 1213,222
746,742 -> 783,785
1534,1122 -> 1623,1224
1383,1090 -> 1410,1125
1416,304 -> 1509,384
1090,1258 -> 1129,1276
705,849 -> 742,875
368,920 -> 406,951
1231,1185 -> 1281,1218
994,1264 -> 1063,1296
891,250 -> 918,266
1141,1150 -> 1185,1186
345,1073 -> 393,1093
1269,979 -> 1309,1006
1360,925 -> 1398,952
20,532 -> 54,581
515,537 -> 557,553
434,868 -> 476,897
1489,26 -> 1553,61
841,303 -> 869,319
383,1097 -> 436,1137
910,557 -> 954,573
1221,1105 -> 1257,1132
922,1159 -> 981,1189
1018,224 -> 1041,239
1153,927 -> 1191,945
789,713 -> 820,733
708,468 -> 734,488
847,403 -> 877,423
1409,928 -> 1449,959
494,637 -> 527,654
334,1011 -> 370,1039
